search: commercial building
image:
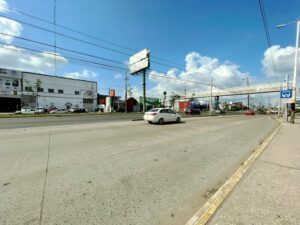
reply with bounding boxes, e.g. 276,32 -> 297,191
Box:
0,68 -> 97,112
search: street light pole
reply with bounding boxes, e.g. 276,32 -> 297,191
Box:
291,20 -> 300,123
277,20 -> 300,123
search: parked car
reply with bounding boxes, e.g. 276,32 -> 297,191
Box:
185,108 -> 201,115
21,107 -> 35,114
244,110 -> 255,115
74,108 -> 88,113
215,109 -> 226,114
35,107 -> 46,113
143,108 -> 181,124
49,108 -> 66,113
68,107 -> 77,112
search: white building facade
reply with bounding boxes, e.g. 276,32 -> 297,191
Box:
0,68 -> 97,112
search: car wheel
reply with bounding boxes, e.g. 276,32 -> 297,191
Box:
176,117 -> 181,123
148,121 -> 152,124
158,118 -> 164,125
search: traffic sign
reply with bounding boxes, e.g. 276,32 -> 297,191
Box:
280,89 -> 292,98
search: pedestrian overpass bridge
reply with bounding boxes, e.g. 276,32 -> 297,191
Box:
194,82 -> 283,98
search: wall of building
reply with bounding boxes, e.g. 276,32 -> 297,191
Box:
0,69 -> 23,111
22,72 -> 97,111
0,68 -> 98,112
0,68 -> 22,97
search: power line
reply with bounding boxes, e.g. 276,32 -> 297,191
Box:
0,3 -> 185,68
0,15 -> 133,57
0,41 -> 127,71
0,44 -> 126,74
258,0 -> 278,75
1,14 -> 184,70
0,32 -> 124,65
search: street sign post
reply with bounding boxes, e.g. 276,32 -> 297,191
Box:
280,89 -> 292,98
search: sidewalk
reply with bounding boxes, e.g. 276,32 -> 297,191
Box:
208,118 -> 300,225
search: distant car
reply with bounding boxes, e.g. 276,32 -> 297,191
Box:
49,108 -> 66,113
74,108 -> 88,113
244,110 -> 255,115
215,109 -> 226,114
185,108 -> 201,115
257,109 -> 266,114
68,107 -> 77,112
143,108 -> 181,124
21,107 -> 35,114
35,107 -> 45,113
270,109 -> 278,114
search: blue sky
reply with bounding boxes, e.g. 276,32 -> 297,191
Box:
0,0 -> 300,102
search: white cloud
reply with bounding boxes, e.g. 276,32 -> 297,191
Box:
262,45 -> 299,78
114,73 -> 122,79
148,52 -> 249,98
0,0 -> 8,13
64,69 -> 97,80
0,45 -> 68,72
0,0 -> 22,44
0,17 -> 22,44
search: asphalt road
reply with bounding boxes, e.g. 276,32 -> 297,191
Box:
0,115 -> 278,225
0,114 -> 143,129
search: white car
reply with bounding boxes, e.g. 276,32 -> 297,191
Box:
21,107 -> 35,114
49,108 -> 66,113
35,107 -> 45,113
68,107 -> 76,112
143,108 -> 181,124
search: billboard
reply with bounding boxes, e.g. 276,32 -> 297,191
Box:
129,49 -> 150,75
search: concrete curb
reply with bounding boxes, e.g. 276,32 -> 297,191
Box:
184,121 -> 282,225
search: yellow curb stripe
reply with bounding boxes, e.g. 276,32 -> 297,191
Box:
185,122 -> 282,225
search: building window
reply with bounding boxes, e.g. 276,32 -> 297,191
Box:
5,80 -> 10,86
37,87 -> 44,92
0,69 -> 7,74
58,89 -> 64,94
75,91 -> 80,95
12,79 -> 19,87
48,88 -> 54,93
83,99 -> 93,104
25,86 -> 33,92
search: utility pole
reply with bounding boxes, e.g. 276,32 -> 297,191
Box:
209,77 -> 213,116
125,72 -> 128,113
184,74 -> 188,112
278,82 -> 282,118
246,77 -> 250,109
285,74 -> 289,121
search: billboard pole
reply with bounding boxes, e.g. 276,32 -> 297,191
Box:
129,48 -> 150,113
143,70 -> 146,112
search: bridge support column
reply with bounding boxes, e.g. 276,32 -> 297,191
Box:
215,96 -> 219,109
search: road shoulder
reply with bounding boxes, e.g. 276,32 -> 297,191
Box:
205,119 -> 300,225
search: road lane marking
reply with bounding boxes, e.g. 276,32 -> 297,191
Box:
184,121 -> 281,225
